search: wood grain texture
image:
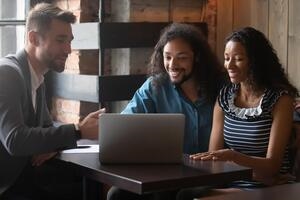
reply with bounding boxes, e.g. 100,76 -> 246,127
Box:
99,22 -> 208,49
216,0 -> 233,62
250,0 -> 269,36
233,0 -> 251,29
268,0 -> 288,69
288,0 -> 300,90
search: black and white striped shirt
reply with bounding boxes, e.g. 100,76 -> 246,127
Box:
219,84 -> 291,187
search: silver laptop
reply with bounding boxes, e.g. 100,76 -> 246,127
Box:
99,113 -> 185,164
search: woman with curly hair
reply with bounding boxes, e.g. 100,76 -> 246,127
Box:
191,27 -> 298,189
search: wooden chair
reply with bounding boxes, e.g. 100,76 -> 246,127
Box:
47,22 -> 207,106
291,121 -> 300,181
98,22 -> 207,110
99,74 -> 147,105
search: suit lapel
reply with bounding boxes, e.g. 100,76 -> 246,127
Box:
14,50 -> 37,124
35,84 -> 44,125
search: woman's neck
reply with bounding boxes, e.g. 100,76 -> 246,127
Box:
236,83 -> 265,108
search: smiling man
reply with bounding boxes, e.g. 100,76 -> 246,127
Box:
107,23 -> 225,200
0,3 -> 104,199
122,23 -> 224,154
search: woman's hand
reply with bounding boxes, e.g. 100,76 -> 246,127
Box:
190,149 -> 236,161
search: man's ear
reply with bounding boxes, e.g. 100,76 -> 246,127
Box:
28,30 -> 39,46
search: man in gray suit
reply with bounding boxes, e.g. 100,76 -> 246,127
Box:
0,3 -> 104,199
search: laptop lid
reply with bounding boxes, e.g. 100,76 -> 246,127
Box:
99,113 -> 185,164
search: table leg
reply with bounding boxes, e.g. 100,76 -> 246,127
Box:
82,176 -> 103,200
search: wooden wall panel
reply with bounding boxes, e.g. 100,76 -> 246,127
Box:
288,0 -> 300,90
268,0 -> 288,69
111,0 -> 130,22
216,0 -> 233,62
216,0 -> 268,62
216,0 -> 300,91
249,0 -> 269,36
71,22 -> 99,50
232,0 -> 268,33
171,0 -> 207,22
130,0 -> 169,22
233,0 -> 251,29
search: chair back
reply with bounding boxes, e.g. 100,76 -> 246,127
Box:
99,74 -> 147,104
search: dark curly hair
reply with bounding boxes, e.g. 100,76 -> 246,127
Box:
225,27 -> 298,97
149,23 -> 224,103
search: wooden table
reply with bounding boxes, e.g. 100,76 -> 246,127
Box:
200,182 -> 300,200
57,152 -> 252,199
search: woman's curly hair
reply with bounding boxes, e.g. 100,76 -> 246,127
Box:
225,27 -> 298,97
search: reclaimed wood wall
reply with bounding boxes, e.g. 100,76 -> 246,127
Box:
217,0 -> 300,91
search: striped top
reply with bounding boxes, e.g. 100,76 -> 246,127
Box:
219,84 -> 291,187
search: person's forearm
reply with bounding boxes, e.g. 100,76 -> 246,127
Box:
231,150 -> 281,180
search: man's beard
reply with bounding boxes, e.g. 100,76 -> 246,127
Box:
173,69 -> 194,87
48,61 -> 65,73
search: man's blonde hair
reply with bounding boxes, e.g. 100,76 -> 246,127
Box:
26,3 -> 76,36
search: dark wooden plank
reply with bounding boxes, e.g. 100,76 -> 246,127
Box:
99,74 -> 147,102
100,22 -> 208,48
47,73 -> 147,103
48,72 -> 99,103
57,153 -> 252,195
49,22 -> 207,104
201,182 -> 300,200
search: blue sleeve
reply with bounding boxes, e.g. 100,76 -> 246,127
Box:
122,78 -> 156,114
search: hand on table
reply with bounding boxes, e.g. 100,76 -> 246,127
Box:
190,149 -> 236,161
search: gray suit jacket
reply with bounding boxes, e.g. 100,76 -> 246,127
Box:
0,49 -> 77,194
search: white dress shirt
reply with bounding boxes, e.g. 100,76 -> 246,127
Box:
28,63 -> 44,111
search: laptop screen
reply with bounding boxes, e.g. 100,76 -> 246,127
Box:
99,113 -> 185,164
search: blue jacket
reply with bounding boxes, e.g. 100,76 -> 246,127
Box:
122,77 -> 214,154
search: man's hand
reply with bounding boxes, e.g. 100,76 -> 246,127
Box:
32,152 -> 58,166
79,108 -> 106,140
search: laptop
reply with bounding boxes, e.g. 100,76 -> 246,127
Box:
99,113 -> 185,164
